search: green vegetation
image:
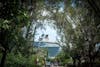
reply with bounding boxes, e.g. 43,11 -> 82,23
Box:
0,0 -> 100,67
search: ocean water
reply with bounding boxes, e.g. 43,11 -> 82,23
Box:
34,42 -> 60,57
47,47 -> 59,57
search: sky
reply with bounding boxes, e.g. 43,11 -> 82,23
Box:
22,2 -> 75,48
34,22 -> 58,42
34,2 -> 65,47
34,22 -> 61,47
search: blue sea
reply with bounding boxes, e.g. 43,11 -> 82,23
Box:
34,42 -> 60,57
47,47 -> 59,57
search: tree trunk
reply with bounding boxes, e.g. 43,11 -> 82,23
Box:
78,59 -> 81,67
0,50 -> 7,67
72,58 -> 76,67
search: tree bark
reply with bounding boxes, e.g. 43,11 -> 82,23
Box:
72,58 -> 76,67
0,50 -> 7,67
78,58 -> 81,67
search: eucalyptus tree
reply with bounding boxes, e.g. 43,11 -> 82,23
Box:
0,0 -> 37,66
62,0 -> 100,66
49,0 -> 100,66
42,1 -> 100,67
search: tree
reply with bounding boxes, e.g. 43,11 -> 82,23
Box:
51,0 -> 100,66
0,1 -> 31,67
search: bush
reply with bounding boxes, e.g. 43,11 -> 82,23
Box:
6,53 -> 36,67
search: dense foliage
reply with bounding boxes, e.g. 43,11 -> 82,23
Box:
0,0 -> 100,67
